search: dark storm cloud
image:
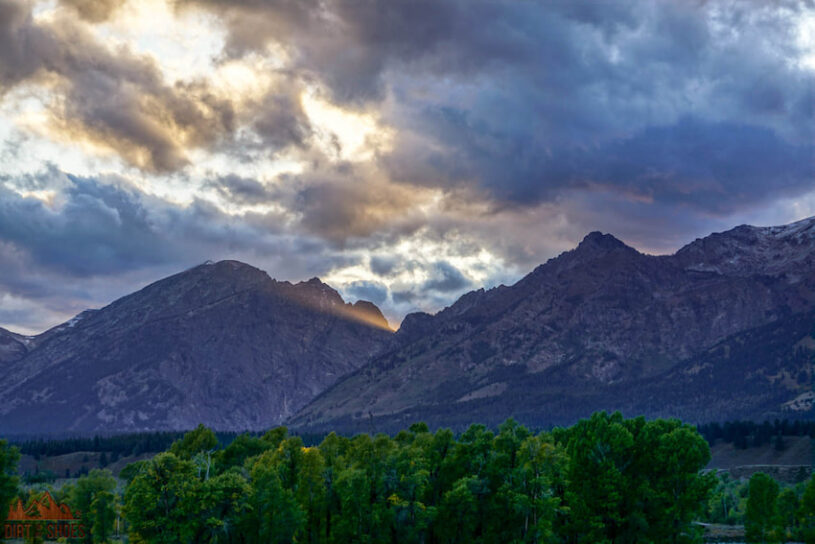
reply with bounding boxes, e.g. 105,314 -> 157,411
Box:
390,115 -> 814,211
0,175 -> 175,276
178,0 -> 537,103
176,0 -> 815,221
422,261 -> 471,293
207,174 -> 274,205
252,90 -> 312,150
588,119 -> 815,214
391,290 -> 416,305
369,255 -> 398,276
0,170 -> 348,284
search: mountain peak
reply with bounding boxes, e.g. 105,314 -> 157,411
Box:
209,259 -> 265,273
578,231 -> 629,250
185,259 -> 271,285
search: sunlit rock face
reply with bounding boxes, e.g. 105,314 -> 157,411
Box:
0,260 -> 392,434
292,218 -> 815,433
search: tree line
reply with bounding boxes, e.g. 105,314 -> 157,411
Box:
11,418 -> 815,463
698,419 -> 815,450
0,412 -> 813,543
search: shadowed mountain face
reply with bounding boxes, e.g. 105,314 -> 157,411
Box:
0,327 -> 29,364
0,261 -> 392,434
292,218 -> 815,433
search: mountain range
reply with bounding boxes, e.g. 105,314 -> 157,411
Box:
294,218 -> 815,433
1,218 -> 814,435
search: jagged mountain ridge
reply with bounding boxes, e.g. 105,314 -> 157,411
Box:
0,260 -> 392,434
291,217 -> 815,433
2,218 -> 813,436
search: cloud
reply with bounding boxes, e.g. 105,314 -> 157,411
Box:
586,118 -> 814,214
0,168 -> 340,295
0,0 -> 238,171
208,174 -> 274,205
175,0 -> 814,218
280,163 -> 433,242
60,0 -> 121,22
1,0 -> 814,334
391,290 -> 416,305
251,89 -> 312,150
369,255 -> 398,276
423,261 -> 471,293
0,174 -> 169,276
344,280 -> 388,305
0,0 -> 319,173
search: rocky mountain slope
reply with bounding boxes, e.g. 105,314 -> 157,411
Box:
0,260 -> 392,434
291,218 -> 815,433
0,327 -> 29,364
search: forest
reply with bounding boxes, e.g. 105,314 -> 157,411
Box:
1,412 -> 814,543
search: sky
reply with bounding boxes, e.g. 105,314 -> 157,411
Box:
0,0 -> 813,334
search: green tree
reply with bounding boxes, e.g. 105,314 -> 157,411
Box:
775,488 -> 799,542
318,432 -> 350,542
244,450 -> 304,544
554,412 -> 713,543
116,414 -> 722,544
90,490 -> 116,544
745,472 -> 780,543
331,433 -> 395,543
388,434 -> 434,544
169,424 -> 218,460
515,434 -> 565,543
0,439 -> 20,527
194,470 -> 251,543
260,427 -> 289,450
635,420 -> 714,543
296,447 -> 327,543
119,460 -> 148,485
68,469 -> 117,544
558,412 -> 635,543
435,476 -> 479,544
799,475 -> 815,544
124,452 -> 199,543
216,433 -> 269,473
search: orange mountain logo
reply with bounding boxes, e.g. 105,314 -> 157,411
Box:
7,491 -> 80,521
4,491 -> 85,540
